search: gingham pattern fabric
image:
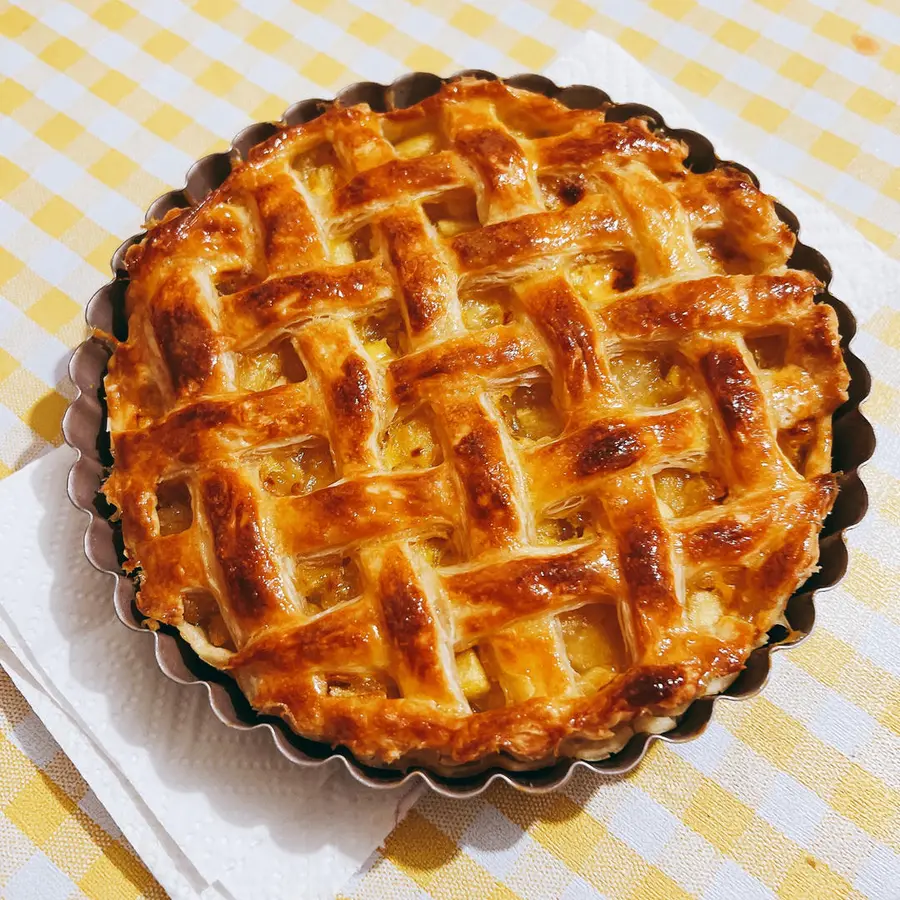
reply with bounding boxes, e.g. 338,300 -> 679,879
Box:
1,1 -> 898,898
0,666 -> 164,899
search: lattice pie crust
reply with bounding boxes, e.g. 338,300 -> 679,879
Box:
102,79 -> 849,771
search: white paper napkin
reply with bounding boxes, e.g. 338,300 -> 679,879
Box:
0,446 -> 419,900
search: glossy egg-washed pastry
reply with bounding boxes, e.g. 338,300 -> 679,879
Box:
101,78 -> 849,772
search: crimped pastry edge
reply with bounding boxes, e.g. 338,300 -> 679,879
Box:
62,69 -> 875,797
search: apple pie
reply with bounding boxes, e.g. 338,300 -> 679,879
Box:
101,78 -> 849,771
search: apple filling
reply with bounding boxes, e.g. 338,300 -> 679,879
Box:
610,351 -> 690,406
181,589 -> 234,650
559,604 -> 625,691
654,467 -> 726,518
258,440 -> 335,497
236,339 -> 307,392
424,188 -> 479,238
295,554 -> 361,614
156,479 -> 192,536
383,409 -> 441,470
498,381 -> 562,441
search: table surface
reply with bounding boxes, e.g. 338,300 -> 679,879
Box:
1,1 -> 899,898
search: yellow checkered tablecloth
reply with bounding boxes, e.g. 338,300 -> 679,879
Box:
1,1 -> 899,898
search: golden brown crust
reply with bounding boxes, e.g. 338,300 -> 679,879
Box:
102,78 -> 849,769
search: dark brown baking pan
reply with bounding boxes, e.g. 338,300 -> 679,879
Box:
62,69 -> 875,798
